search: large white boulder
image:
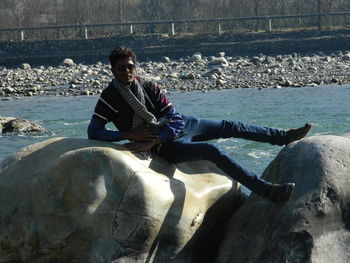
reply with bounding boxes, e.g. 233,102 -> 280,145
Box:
0,137 -> 240,262
216,135 -> 350,263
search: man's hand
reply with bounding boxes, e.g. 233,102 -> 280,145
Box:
123,128 -> 158,142
124,138 -> 160,153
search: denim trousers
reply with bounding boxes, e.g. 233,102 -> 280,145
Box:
157,115 -> 287,197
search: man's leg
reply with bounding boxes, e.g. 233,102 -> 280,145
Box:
158,140 -> 272,197
183,116 -> 311,146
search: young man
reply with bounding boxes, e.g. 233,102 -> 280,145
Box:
88,46 -> 312,203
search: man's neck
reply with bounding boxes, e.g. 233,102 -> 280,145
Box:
114,78 -> 133,88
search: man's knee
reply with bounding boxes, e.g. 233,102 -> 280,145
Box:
199,143 -> 222,160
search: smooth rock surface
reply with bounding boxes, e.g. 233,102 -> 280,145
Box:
216,135 -> 350,263
0,137 -> 240,263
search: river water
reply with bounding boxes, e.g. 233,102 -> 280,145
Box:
1,85 -> 349,178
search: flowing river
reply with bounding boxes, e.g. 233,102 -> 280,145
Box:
1,85 -> 349,179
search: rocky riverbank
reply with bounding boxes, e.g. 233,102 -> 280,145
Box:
1,50 -> 350,99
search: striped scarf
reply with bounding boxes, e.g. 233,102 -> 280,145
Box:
112,78 -> 163,130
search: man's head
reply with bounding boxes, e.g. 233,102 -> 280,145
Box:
109,46 -> 137,84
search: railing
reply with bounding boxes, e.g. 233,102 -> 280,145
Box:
1,12 -> 350,42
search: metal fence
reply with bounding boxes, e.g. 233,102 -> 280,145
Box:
1,12 -> 350,42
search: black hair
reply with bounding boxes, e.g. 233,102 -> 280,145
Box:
109,46 -> 137,68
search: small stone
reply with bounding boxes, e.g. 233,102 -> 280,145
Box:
251,57 -> 262,65
4,87 -> 15,94
81,90 -> 90,95
209,57 -> 228,67
20,63 -> 31,70
216,79 -> 227,86
162,56 -> 171,63
343,54 -> 350,61
167,73 -> 179,79
62,58 -> 75,67
190,53 -> 202,62
331,78 -> 339,83
283,80 -> 293,87
202,67 -> 222,78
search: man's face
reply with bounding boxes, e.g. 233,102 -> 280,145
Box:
111,57 -> 136,84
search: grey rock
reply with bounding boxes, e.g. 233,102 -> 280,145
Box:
162,56 -> 171,63
216,79 -> 226,86
20,63 -> 31,70
1,118 -> 45,133
342,54 -> 350,61
208,57 -> 228,67
189,53 -> 202,62
3,87 -> 15,94
62,58 -> 75,67
81,89 -> 90,95
263,56 -> 274,64
217,135 -> 350,263
202,67 -> 222,77
335,50 -> 343,57
179,73 -> 195,80
251,56 -> 263,65
167,73 -> 179,79
283,79 -> 293,87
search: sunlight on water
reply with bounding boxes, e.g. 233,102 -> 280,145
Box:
247,150 -> 272,159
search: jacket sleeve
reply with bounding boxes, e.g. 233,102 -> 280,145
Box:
149,82 -> 185,141
87,117 -> 125,142
156,107 -> 185,141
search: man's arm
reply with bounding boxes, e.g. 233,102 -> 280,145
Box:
148,82 -> 185,142
88,117 -> 159,142
87,117 -> 124,142
124,107 -> 185,153
156,107 -> 185,142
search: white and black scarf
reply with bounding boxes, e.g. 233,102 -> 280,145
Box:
112,78 -> 166,130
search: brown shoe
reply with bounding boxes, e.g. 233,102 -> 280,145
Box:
266,183 -> 295,203
285,123 -> 312,145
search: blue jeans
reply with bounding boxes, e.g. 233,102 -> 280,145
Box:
157,116 -> 287,197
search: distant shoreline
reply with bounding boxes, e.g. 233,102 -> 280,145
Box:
1,48 -> 350,99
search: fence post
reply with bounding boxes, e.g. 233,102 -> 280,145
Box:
317,14 -> 322,30
80,26 -> 88,39
20,30 -> 25,41
265,17 -> 272,32
218,22 -> 222,35
326,13 -> 332,29
129,24 -> 133,35
170,23 -> 175,36
84,26 -> 88,39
